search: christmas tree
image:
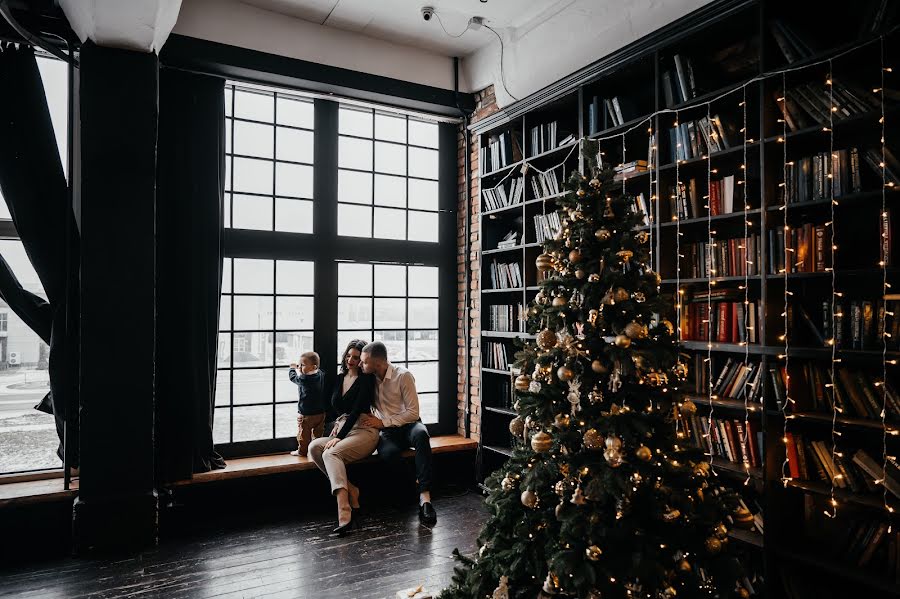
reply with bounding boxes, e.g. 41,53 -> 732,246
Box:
442,143 -> 749,599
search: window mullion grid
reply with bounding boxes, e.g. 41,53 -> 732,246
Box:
272,95 -> 278,440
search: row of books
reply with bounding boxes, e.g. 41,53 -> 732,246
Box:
789,298 -> 898,351
783,148 -> 862,205
828,516 -> 900,578
680,290 -> 760,344
489,260 -> 523,290
778,79 -> 878,131
481,130 -> 523,174
633,193 -> 651,227
490,382 -> 514,410
495,230 -> 519,250
613,159 -> 649,182
587,95 -> 639,132
529,121 -> 574,157
487,304 -> 525,333
661,54 -> 699,107
531,169 -> 562,199
482,177 -> 525,212
688,355 -> 765,403
667,115 -> 732,163
766,223 -> 832,274
669,175 -> 745,220
484,341 -> 510,370
681,235 -> 760,279
534,212 -> 563,244
679,413 -> 763,469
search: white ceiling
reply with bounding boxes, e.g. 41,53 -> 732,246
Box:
237,0 -> 574,56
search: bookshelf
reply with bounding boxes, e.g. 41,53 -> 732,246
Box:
472,0 -> 900,596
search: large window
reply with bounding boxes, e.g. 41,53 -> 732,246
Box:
336,262 -> 440,424
215,258 -> 315,444
337,107 -> 440,241
218,82 -> 453,451
0,55 -> 67,474
224,83 -> 315,232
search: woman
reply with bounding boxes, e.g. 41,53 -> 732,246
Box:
308,339 -> 378,535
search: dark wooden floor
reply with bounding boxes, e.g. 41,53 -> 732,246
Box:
0,491 -> 487,599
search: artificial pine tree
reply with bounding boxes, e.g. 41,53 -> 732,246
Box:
442,144 -> 749,599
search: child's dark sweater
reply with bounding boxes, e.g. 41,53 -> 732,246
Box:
288,369 -> 326,415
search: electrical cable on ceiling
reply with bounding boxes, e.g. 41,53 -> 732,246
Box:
434,11 -> 470,38
320,0 -> 340,25
484,23 -> 519,102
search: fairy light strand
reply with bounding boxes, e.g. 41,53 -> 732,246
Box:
827,61 -> 839,519
706,103 -> 717,471
741,87 -> 752,485
780,70 -> 793,488
879,37 -> 894,515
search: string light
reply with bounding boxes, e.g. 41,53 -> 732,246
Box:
649,125 -> 656,269
676,109 -> 684,348
706,104 -> 716,473
879,36 -> 892,514
741,87 -> 752,485
826,61 -> 839,519
780,71 -> 793,489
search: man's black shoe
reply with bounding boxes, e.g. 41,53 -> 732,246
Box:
419,501 -> 437,524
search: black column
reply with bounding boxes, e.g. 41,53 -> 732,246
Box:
72,42 -> 159,552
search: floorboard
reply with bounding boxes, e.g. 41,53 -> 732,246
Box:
0,491 -> 487,599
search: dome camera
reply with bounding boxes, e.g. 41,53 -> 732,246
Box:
421,6 -> 434,21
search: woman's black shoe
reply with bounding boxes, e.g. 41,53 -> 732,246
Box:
419,502 -> 437,525
332,511 -> 356,536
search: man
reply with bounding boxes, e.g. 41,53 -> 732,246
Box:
358,341 -> 436,525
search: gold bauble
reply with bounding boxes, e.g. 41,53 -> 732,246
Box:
705,536 -> 723,554
624,321 -> 649,339
521,489 -> 538,508
501,476 -> 515,491
552,296 -> 568,308
575,269 -> 586,279
605,435 -> 622,450
677,559 -> 692,573
614,334 -> 632,348
680,399 -> 697,416
531,431 -> 553,453
594,228 -> 612,242
603,448 -> 623,467
509,417 -> 525,437
673,361 -> 689,381
737,589 -> 750,599
660,319 -> 675,335
556,366 -> 574,382
663,508 -> 681,522
528,305 -> 540,317
554,480 -> 567,496
577,188 -> 586,197
613,287 -> 630,302
635,230 -> 650,244
568,249 -> 582,263
585,545 -> 602,561
715,523 -> 729,538
616,250 -> 634,263
537,328 -> 558,349
554,413 -> 571,429
591,359 -> 608,374
536,253 -> 554,272
583,428 -> 604,450
636,445 -> 652,461
515,374 -> 531,392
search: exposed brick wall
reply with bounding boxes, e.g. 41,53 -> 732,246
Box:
457,86 -> 499,441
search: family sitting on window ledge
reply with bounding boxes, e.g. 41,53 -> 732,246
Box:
287,340 -> 436,535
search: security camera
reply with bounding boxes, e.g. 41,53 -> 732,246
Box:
421,6 -> 434,21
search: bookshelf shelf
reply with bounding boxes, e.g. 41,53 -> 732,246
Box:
776,547 -> 900,597
785,479 -> 900,515
472,3 -> 900,594
485,445 -> 514,458
484,406 -> 518,416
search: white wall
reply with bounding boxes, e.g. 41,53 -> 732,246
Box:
173,0 -> 462,90
463,0 -> 714,107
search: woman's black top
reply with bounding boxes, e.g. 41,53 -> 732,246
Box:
331,371 -> 376,439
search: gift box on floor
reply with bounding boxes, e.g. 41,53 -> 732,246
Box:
397,586 -> 432,599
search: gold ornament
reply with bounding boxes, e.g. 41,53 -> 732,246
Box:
677,559 -> 692,573
509,417 -> 525,437
643,371 -> 667,387
705,536 -> 723,554
583,428 -> 604,450
614,334 -> 632,348
633,291 -> 646,303
552,296 -> 568,308
680,399 -> 697,416
589,178 -> 601,188
624,321 -> 649,339
605,435 -> 622,450
635,230 -> 650,244
521,489 -> 538,508
568,249 -> 582,263
585,545 -> 602,561
531,431 -> 553,453
660,319 -> 675,336
542,572 -> 560,595
559,463 -> 570,477
575,269 -> 586,280
577,188 -> 586,197
536,253 -> 554,272
589,388 -> 604,404
588,273 -> 600,282
616,250 -> 634,263
591,359 -> 607,374
537,329 -> 558,349
673,361 -> 689,381
661,587 -> 677,599
501,476 -> 515,491
636,445 -> 652,461
514,374 -> 531,392
663,508 -> 682,522
554,480 -> 567,496
594,227 -> 612,242
553,413 -> 571,429
613,287 -> 630,302
715,523 -> 729,538
556,366 -> 574,381
603,448 -> 623,467
570,486 -> 586,505
603,197 -> 614,218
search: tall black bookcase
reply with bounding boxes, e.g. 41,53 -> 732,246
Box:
472,1 -> 900,597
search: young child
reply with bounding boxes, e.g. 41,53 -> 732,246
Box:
289,351 -> 326,457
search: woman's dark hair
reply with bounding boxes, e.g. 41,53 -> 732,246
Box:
340,339 -> 368,374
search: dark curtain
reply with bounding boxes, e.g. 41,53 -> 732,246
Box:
0,43 -> 78,467
156,67 -> 226,482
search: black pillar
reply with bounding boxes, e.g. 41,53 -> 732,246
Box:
72,42 -> 159,552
